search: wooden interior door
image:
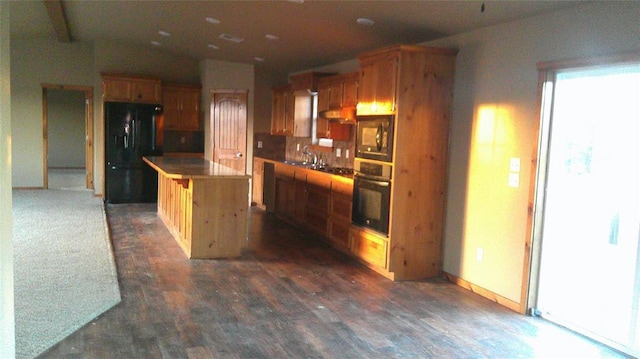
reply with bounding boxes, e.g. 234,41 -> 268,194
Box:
212,90 -> 247,173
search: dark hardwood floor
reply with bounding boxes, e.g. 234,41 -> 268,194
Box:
38,204 -> 628,358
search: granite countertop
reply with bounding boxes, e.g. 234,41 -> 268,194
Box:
143,156 -> 250,180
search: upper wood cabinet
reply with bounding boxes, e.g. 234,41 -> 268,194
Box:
316,72 -> 358,141
102,75 -> 161,104
356,50 -> 399,115
162,84 -> 201,131
270,84 -> 294,136
271,72 -> 333,137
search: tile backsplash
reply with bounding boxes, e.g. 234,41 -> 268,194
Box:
164,130 -> 204,153
285,132 -> 355,169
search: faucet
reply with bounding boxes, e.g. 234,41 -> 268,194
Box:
302,146 -> 316,165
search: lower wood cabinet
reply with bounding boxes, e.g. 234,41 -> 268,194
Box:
305,184 -> 330,236
350,226 -> 388,270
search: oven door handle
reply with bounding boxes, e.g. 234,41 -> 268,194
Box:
355,175 -> 390,187
376,124 -> 383,151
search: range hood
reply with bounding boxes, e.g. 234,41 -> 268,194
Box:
318,107 -> 356,124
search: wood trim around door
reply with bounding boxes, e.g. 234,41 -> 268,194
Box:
41,84 -> 94,190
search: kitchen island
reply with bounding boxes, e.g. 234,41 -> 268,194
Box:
143,156 -> 250,259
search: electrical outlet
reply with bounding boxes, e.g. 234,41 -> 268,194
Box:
508,173 -> 520,187
257,141 -> 263,149
336,148 -> 341,157
476,248 -> 483,262
345,149 -> 349,159
296,143 -> 300,151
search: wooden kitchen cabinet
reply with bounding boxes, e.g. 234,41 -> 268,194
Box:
102,75 -> 161,104
316,72 -> 358,141
304,170 -> 331,236
270,85 -> 294,136
329,193 -> 352,250
274,163 -> 298,220
162,84 -> 201,131
356,50 -> 398,115
252,157 -> 265,209
352,45 -> 458,280
351,226 -> 388,270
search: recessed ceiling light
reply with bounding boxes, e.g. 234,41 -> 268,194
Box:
219,33 -> 244,43
208,44 -> 220,50
205,17 -> 220,24
265,34 -> 279,41
356,18 -> 375,26
254,57 -> 265,62
287,0 -> 304,3
158,30 -> 170,37
151,41 -> 161,46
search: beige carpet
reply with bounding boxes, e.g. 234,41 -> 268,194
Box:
13,171 -> 121,359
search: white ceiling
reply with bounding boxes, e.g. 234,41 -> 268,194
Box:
10,1 -> 582,77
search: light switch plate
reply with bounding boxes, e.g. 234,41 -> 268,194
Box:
510,158 -> 521,172
336,148 -> 341,158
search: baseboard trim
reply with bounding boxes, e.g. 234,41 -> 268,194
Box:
443,272 -> 522,313
12,187 -> 44,190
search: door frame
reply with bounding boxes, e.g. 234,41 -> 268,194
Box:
524,51 -> 640,313
41,84 -> 94,190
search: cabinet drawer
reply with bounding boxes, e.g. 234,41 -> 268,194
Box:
351,226 -> 388,269
275,163 -> 296,178
306,170 -> 332,189
331,177 -> 353,197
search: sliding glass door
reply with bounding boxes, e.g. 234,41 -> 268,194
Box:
535,63 -> 640,356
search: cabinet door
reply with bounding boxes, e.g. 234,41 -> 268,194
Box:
357,53 -> 397,115
103,78 -> 132,102
284,89 -> 295,136
162,89 -> 181,130
342,75 -> 358,108
306,184 -> 330,236
252,158 -> 264,208
180,89 -> 201,130
275,176 -> 295,219
132,79 -> 161,104
327,82 -> 343,109
271,86 -> 293,136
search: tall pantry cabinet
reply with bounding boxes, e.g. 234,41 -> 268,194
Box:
353,45 -> 458,280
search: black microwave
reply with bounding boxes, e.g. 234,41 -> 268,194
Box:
355,115 -> 394,162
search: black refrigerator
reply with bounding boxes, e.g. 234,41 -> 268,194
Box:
105,102 -> 162,203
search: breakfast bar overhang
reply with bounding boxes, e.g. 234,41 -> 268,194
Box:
143,156 -> 250,259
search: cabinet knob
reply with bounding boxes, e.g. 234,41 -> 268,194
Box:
236,152 -> 243,158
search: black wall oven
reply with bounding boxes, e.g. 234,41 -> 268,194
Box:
352,158 -> 392,235
355,115 -> 394,162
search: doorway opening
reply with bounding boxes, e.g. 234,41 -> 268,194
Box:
529,58 -> 640,357
42,85 -> 94,190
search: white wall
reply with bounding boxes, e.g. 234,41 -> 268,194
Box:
199,59 -> 255,172
9,38 -> 200,194
47,89 -> 86,168
425,1 -> 640,305
10,39 -> 94,188
0,2 -> 15,356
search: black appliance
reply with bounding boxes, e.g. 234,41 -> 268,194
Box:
105,102 -> 162,203
352,158 -> 392,235
355,115 -> 394,162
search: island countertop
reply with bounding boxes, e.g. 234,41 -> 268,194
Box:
143,156 -> 250,180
